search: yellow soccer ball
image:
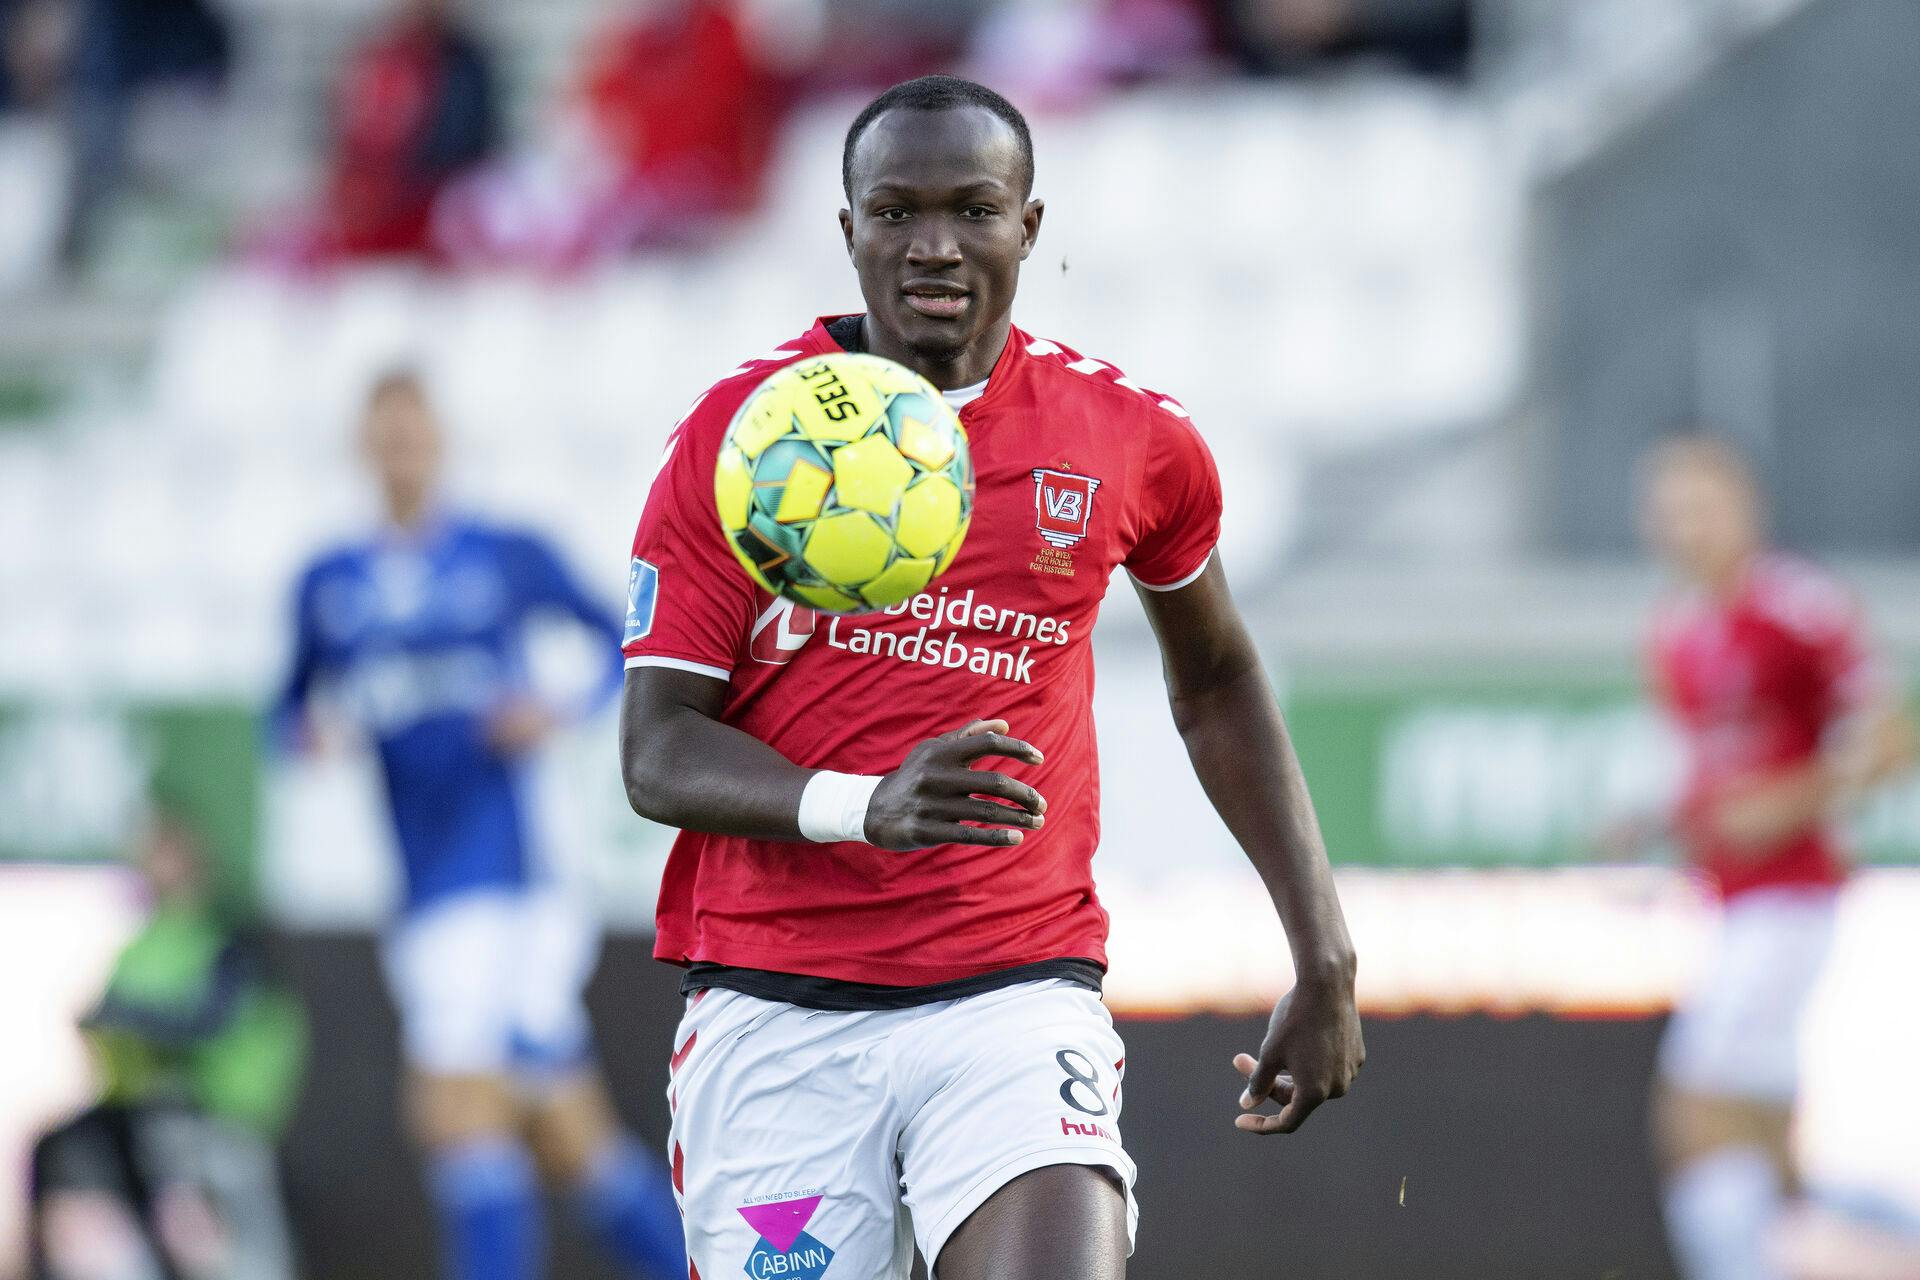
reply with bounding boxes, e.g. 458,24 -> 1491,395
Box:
714,353 -> 974,614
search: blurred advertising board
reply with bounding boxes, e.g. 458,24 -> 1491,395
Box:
1285,673 -> 1920,869
0,700 -> 259,906
4,673 -> 1918,907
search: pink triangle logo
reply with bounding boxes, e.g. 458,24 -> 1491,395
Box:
737,1196 -> 822,1253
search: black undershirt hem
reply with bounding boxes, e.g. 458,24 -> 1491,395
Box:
681,958 -> 1106,1012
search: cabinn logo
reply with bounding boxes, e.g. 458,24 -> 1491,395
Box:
739,1193 -> 834,1279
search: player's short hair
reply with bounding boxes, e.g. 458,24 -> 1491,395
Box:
842,75 -> 1034,201
1644,433 -> 1759,494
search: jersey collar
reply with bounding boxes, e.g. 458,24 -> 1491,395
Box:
377,506 -> 457,556
808,314 -> 1027,417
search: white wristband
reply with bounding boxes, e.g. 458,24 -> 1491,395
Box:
797,771 -> 883,844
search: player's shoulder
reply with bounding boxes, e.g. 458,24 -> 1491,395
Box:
1650,585 -> 1709,651
674,323 -> 832,443
296,536 -> 373,591
447,512 -> 553,555
1015,329 -> 1198,434
1746,553 -> 1860,641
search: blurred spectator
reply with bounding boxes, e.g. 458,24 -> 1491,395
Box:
28,806 -> 307,1280
578,0 -> 780,220
59,0 -> 231,268
966,0 -> 1214,111
798,0 -> 974,94
434,0 -> 788,269
280,0 -> 498,265
1,0 -> 70,111
1217,0 -> 1473,79
327,0 -> 497,259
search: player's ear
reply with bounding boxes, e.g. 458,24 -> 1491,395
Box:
839,207 -> 855,258
1019,198 -> 1044,262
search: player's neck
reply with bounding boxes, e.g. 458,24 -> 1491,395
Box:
859,314 -> 1007,392
1699,547 -> 1761,600
383,488 -> 435,534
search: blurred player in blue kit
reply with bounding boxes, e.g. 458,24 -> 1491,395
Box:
274,371 -> 684,1280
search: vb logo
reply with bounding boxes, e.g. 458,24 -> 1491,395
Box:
1031,469 -> 1101,549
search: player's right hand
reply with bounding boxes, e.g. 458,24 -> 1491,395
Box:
864,719 -> 1047,850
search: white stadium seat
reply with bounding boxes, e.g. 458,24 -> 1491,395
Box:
5,83 -> 1522,698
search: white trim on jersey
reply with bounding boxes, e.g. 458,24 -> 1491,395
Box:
624,655 -> 733,681
1129,549 -> 1215,593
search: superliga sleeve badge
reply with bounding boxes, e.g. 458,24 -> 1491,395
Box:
624,557 -> 660,645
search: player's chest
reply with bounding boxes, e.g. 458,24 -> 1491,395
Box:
1665,616 -> 1808,724
946,404 -> 1144,602
316,551 -> 513,655
735,410 -> 1141,679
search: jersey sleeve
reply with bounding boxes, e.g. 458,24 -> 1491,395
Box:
1124,410 -> 1223,591
1807,591 -> 1889,715
622,409 -> 759,681
269,564 -> 326,753
501,529 -> 626,715
1766,563 -> 1890,716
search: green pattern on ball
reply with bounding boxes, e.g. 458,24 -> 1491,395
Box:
714,354 -> 975,613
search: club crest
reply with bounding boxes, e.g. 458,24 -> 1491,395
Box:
1031,469 -> 1101,549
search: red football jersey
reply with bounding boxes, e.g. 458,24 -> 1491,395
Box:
1649,554 -> 1884,900
624,318 -> 1221,984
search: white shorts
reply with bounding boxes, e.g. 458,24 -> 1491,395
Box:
1659,885 -> 1839,1103
382,884 -> 600,1080
666,979 -> 1138,1280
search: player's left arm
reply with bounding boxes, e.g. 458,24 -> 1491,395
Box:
1136,556 -> 1364,1135
1713,693 -> 1915,852
268,566 -> 325,754
493,531 -> 628,754
1712,590 -> 1916,853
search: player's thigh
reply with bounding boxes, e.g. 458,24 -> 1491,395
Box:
188,1120 -> 298,1280
1654,1082 -> 1795,1175
31,1112 -> 160,1278
506,883 -> 601,1083
407,1071 -> 522,1149
897,982 -> 1137,1276
32,1109 -> 134,1205
1658,888 -> 1836,1103
524,1070 -> 623,1184
669,989 -> 914,1280
35,1189 -> 163,1280
382,888 -> 521,1079
936,1164 -> 1127,1280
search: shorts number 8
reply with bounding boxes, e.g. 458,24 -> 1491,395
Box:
1056,1049 -> 1109,1117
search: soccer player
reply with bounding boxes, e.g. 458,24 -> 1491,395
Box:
1636,437 -> 1914,1280
619,76 -> 1365,1279
275,371 -> 685,1280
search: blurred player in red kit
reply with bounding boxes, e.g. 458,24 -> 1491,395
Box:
618,76 -> 1364,1279
1638,437 -> 1914,1280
